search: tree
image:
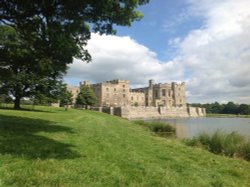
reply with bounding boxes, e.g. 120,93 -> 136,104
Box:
237,104 -> 250,115
223,102 -> 238,114
0,25 -> 63,109
0,0 -> 149,109
76,86 -> 97,108
210,102 -> 224,114
60,87 -> 73,110
0,27 -> 66,109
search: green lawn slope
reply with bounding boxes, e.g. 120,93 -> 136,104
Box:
0,106 -> 250,187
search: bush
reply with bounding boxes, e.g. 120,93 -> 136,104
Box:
134,121 -> 176,137
184,130 -> 249,161
239,142 -> 250,161
209,131 -> 225,154
223,132 -> 245,157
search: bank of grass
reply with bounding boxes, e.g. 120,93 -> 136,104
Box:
184,131 -> 250,161
207,113 -> 250,118
1,106 -> 250,186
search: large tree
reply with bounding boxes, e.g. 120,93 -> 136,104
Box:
0,0 -> 149,109
0,25 -> 65,109
76,85 -> 97,108
59,86 -> 73,110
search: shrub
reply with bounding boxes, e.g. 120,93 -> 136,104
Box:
185,130 -> 249,161
134,120 -> 145,126
239,142 -> 250,161
209,131 -> 225,154
223,132 -> 245,157
134,121 -> 176,137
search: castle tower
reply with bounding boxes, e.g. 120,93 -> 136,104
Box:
147,79 -> 154,106
149,79 -> 154,89
171,82 -> 186,107
80,80 -> 90,87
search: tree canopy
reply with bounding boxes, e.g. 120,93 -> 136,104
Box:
1,0 -> 149,63
76,85 -> 97,108
189,102 -> 250,115
0,0 -> 149,109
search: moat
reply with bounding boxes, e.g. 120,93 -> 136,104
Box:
156,117 -> 250,139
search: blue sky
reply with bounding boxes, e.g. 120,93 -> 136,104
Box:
65,0 -> 250,104
115,0 -> 203,61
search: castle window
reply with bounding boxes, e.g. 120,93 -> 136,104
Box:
168,91 -> 171,97
106,87 -> 109,91
123,89 -> 126,92
123,85 -> 125,88
123,94 -> 126,98
114,88 -> 116,91
154,90 -> 158,97
162,89 -> 166,96
131,96 -> 133,100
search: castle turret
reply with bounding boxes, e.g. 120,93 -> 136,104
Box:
80,80 -> 90,87
171,82 -> 186,107
149,79 -> 154,89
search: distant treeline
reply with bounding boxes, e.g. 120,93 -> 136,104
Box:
188,102 -> 250,115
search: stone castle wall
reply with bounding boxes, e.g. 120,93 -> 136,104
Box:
91,106 -> 206,119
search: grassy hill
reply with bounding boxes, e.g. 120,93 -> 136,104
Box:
0,106 -> 250,187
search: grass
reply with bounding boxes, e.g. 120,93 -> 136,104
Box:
0,106 -> 250,186
184,131 -> 250,161
207,113 -> 250,118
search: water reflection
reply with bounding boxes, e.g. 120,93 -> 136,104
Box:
158,117 -> 250,139
175,124 -> 188,139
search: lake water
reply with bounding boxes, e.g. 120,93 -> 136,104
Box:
156,117 -> 250,139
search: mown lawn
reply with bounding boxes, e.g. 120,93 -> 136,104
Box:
0,106 -> 250,187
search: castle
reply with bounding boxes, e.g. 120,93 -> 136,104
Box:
68,79 -> 206,119
69,79 -> 186,108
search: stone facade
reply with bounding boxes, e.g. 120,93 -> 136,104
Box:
67,79 -> 206,119
131,80 -> 186,107
68,79 -> 186,108
90,80 -> 130,107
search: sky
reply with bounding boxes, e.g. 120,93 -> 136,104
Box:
65,0 -> 250,104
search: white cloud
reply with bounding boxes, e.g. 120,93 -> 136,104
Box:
66,34 -> 184,87
66,0 -> 250,104
177,0 -> 250,103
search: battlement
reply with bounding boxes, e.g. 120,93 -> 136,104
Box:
105,79 -> 129,84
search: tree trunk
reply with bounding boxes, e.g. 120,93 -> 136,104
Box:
14,96 -> 21,110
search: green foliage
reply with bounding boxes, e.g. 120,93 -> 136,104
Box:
76,85 -> 97,107
189,102 -> 250,115
134,120 -> 176,137
59,87 -> 73,108
184,131 -> 250,161
0,94 -> 13,104
1,0 -> 149,64
1,1 -> 149,109
223,102 -> 238,114
237,104 -> 250,115
0,25 -> 65,109
239,142 -> 250,161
